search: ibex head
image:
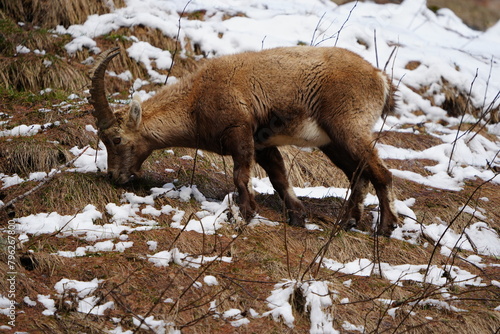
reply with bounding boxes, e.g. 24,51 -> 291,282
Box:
89,48 -> 152,184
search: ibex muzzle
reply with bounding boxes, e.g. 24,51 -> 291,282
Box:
89,46 -> 399,236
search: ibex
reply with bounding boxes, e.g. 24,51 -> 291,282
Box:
89,46 -> 398,236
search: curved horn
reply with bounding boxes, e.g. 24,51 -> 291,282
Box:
89,47 -> 120,130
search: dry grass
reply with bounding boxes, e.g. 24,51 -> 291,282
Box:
0,15 -> 90,94
0,172 -> 122,220
378,131 -> 444,150
4,199 -> 498,333
0,139 -> 71,176
0,55 -> 88,94
0,15 -> 198,96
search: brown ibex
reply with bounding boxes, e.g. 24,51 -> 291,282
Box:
89,46 -> 398,236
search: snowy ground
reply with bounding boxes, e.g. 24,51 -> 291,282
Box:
1,0 -> 500,333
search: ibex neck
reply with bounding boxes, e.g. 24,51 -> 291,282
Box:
140,79 -> 197,150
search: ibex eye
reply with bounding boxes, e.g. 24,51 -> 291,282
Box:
113,137 -> 122,145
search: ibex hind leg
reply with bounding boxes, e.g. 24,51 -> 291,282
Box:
364,152 -> 398,236
320,143 -> 370,231
320,132 -> 398,237
255,147 -> 306,227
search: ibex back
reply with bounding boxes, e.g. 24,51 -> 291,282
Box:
89,46 -> 398,236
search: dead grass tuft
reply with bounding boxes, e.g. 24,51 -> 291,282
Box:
441,79 -> 481,119
378,131 -> 444,151
48,118 -> 99,148
405,60 -> 422,71
0,55 -> 88,94
1,173 -> 122,218
0,11 -> 198,95
0,139 -> 71,176
405,77 -> 498,123
0,0 -> 125,29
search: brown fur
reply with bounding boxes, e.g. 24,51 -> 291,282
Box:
89,46 -> 398,236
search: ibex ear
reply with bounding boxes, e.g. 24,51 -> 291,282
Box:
128,93 -> 142,129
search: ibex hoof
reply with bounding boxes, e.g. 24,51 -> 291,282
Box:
287,215 -> 305,227
340,218 -> 357,231
285,209 -> 306,227
241,210 -> 256,223
376,223 -> 396,237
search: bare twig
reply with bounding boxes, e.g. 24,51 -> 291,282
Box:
465,90 -> 500,144
86,266 -> 145,321
189,149 -> 200,187
131,269 -> 182,333
481,56 -> 494,112
166,231 -> 243,314
310,12 -> 327,46
457,58 -> 499,144
312,0 -> 358,47
334,0 -> 358,47
284,222 -> 292,279
422,174 -> 496,284
447,69 -> 478,175
167,212 -> 197,251
164,0 -> 193,85
383,45 -> 398,73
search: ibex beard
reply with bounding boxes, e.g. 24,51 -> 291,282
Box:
89,46 -> 399,236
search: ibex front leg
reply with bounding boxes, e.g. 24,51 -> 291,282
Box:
255,147 -> 306,227
225,126 -> 257,221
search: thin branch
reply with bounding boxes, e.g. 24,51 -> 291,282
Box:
310,12 -> 327,46
166,230 -> 243,314
335,0 -> 358,47
284,222 -> 292,279
481,56 -> 494,111
313,0 -> 358,47
86,266 -> 145,321
189,149 -> 200,187
422,174 -> 496,284
383,46 -> 398,73
164,0 -> 192,85
465,90 -> 500,144
447,69 -> 478,175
